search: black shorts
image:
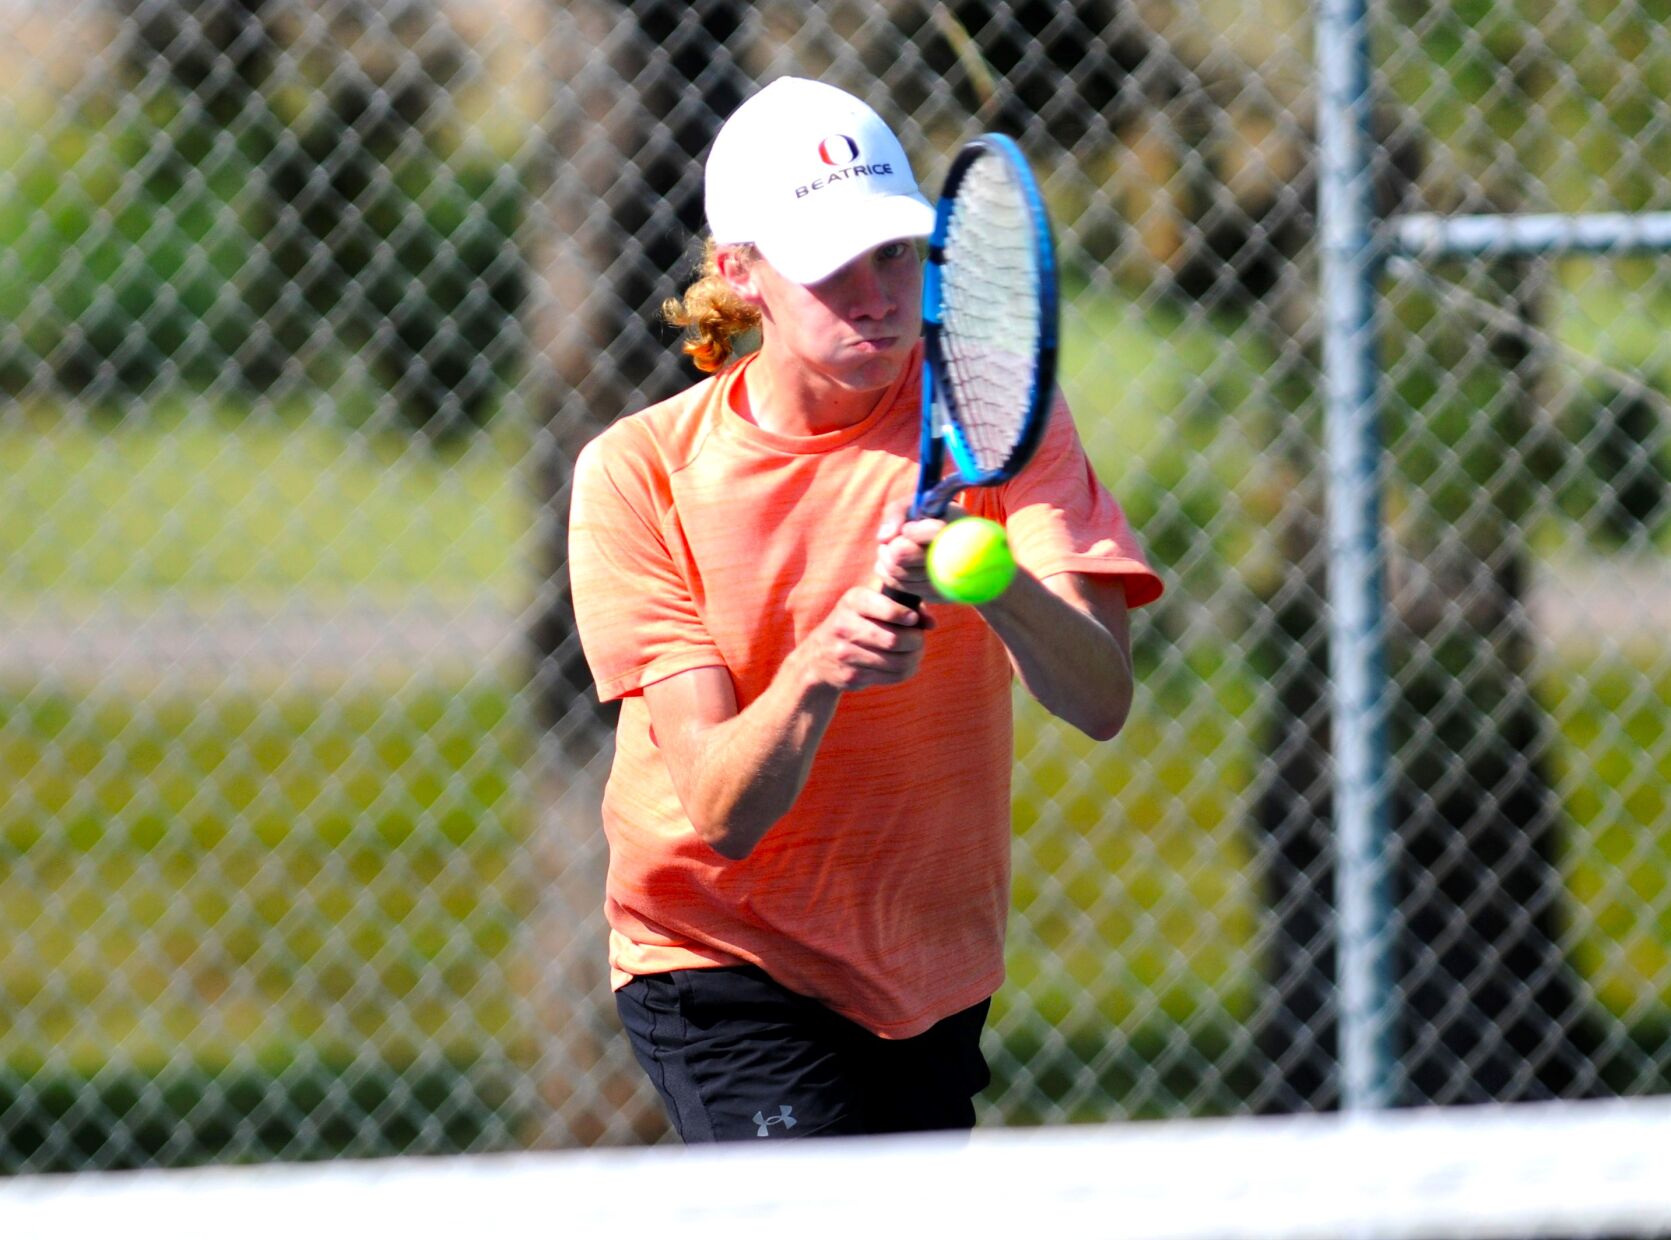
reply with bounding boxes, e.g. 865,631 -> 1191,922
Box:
615,965 -> 992,1142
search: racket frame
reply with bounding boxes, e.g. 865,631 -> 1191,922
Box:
911,133 -> 1060,520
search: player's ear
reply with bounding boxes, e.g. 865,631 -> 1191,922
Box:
715,243 -> 766,306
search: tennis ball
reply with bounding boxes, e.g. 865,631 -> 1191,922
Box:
926,516 -> 1016,604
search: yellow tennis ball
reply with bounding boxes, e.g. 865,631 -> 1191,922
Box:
926,517 -> 1016,604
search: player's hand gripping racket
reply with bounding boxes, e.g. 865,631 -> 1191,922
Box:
884,133 -> 1059,609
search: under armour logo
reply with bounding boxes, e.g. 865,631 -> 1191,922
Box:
752,1104 -> 797,1137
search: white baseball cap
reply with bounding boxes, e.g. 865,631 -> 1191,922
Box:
704,77 -> 935,285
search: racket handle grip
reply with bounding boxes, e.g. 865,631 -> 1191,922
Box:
881,583 -> 923,612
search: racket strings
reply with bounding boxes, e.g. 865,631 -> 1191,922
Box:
938,153 -> 1045,475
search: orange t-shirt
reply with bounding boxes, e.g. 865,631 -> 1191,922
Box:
568,347 -> 1161,1038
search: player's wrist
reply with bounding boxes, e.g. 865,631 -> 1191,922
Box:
969,562 -> 1036,618
784,639 -> 851,700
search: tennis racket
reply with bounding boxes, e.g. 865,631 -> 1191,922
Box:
885,133 -> 1059,608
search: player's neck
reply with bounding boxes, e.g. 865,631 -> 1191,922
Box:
736,346 -> 898,437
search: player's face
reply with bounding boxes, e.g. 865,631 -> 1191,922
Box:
754,241 -> 923,391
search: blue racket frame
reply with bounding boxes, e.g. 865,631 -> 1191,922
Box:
911,133 -> 1060,519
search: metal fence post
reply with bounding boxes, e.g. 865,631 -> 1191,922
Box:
1316,0 -> 1397,1112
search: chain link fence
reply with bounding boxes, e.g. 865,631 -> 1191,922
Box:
0,0 -> 1668,1165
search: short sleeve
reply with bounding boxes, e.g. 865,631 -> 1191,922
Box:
978,393 -> 1164,607
568,430 -> 727,702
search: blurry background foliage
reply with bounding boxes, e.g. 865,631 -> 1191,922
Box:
0,0 -> 531,440
0,0 -> 1668,1165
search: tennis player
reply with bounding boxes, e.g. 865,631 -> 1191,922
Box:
569,76 -> 1163,1141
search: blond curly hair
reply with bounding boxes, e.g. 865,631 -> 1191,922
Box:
661,239 -> 762,373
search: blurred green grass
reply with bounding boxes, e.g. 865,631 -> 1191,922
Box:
0,408 -> 535,606
1003,653 -> 1671,1039
1553,660 -> 1671,1018
0,677 -> 539,1077
2,649 -> 1666,1095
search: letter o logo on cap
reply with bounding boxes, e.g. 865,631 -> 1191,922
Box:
816,134 -> 860,166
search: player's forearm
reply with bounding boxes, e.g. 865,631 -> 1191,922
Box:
658,590 -> 925,860
677,664 -> 843,861
979,571 -> 1133,740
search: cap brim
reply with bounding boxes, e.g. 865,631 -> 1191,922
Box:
754,194 -> 936,286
